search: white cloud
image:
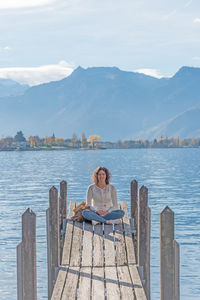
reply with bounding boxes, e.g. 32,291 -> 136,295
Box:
194,18 -> 200,23
184,0 -> 192,8
0,61 -> 74,86
134,68 -> 163,79
0,46 -> 11,51
0,0 -> 54,10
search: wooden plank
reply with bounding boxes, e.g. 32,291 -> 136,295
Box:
92,267 -> 105,300
117,266 -> 134,300
61,219 -> 74,265
51,269 -> 67,300
114,223 -> 127,266
70,221 -> 83,266
129,265 -> 147,300
105,266 -> 120,300
121,202 -> 136,265
82,222 -> 93,267
77,267 -> 91,300
104,224 -> 115,266
62,202 -> 76,265
93,225 -> 104,267
61,267 -> 79,299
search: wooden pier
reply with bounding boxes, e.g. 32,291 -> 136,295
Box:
51,201 -> 147,300
17,180 -> 180,300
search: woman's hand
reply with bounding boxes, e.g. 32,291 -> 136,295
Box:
96,210 -> 109,217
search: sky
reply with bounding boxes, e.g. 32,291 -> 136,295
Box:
0,0 -> 200,85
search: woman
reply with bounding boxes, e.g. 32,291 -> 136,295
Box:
82,166 -> 125,225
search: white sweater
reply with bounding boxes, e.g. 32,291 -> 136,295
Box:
86,183 -> 118,212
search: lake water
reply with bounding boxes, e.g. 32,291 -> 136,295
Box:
0,149 -> 199,299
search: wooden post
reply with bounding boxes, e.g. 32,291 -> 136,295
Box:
17,242 -> 23,300
59,180 -> 67,226
17,208 -> 37,300
46,186 -> 60,300
130,179 -> 138,227
160,206 -> 174,300
138,186 -> 150,300
173,240 -> 180,300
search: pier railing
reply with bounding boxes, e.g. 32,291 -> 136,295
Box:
16,179 -> 180,300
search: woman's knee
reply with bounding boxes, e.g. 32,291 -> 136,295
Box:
82,209 -> 90,218
117,209 -> 125,218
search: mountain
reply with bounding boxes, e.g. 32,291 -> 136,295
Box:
0,78 -> 29,97
0,66 -> 199,140
138,106 -> 200,139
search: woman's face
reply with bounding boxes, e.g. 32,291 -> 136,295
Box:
97,170 -> 106,184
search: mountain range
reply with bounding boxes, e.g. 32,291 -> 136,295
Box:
0,66 -> 199,140
0,78 -> 28,97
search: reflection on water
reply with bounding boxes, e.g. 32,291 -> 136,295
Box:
0,149 -> 199,299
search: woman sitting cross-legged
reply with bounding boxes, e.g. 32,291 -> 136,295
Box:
82,166 -> 125,225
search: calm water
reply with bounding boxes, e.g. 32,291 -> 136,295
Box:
0,149 -> 199,299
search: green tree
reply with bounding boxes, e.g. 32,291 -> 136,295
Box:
81,132 -> 88,148
14,131 -> 26,142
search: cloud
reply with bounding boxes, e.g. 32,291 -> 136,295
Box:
184,0 -> 192,8
134,68 -> 163,79
0,61 -> 74,86
194,18 -> 200,23
0,0 -> 54,10
0,46 -> 11,51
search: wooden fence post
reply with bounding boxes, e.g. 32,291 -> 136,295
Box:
17,208 -> 37,300
138,186 -> 151,300
130,179 -> 138,228
160,206 -> 180,300
46,186 -> 60,300
59,180 -> 67,226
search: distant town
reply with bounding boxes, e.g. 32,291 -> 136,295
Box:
0,131 -> 200,151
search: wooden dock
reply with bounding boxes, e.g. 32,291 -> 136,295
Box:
51,201 -> 147,300
16,180 -> 180,300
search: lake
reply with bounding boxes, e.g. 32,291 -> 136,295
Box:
0,149 -> 199,299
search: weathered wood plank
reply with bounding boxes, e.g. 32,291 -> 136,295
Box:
104,224 -> 115,266
51,269 -> 67,300
117,266 -> 134,300
120,202 -> 136,265
129,265 -> 147,300
77,267 -> 91,300
92,267 -> 105,300
61,219 -> 74,266
61,267 -> 79,299
93,225 -> 104,267
70,221 -> 83,266
114,223 -> 127,266
82,222 -> 93,267
105,266 -> 120,300
61,202 -> 76,265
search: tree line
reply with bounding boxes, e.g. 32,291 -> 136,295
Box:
0,131 -> 200,150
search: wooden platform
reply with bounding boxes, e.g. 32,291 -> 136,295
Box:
51,201 -> 147,300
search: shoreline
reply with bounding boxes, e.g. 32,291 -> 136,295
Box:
0,146 -> 199,152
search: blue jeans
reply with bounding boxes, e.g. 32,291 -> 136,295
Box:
82,209 -> 125,223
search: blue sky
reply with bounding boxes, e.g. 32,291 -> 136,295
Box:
0,0 -> 200,85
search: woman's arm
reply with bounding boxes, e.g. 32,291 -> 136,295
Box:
86,185 -> 96,211
107,185 -> 118,213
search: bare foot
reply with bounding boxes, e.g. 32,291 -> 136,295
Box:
106,220 -> 111,224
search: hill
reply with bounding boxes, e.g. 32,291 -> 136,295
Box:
0,66 -> 199,140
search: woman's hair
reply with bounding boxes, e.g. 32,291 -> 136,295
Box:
92,166 -> 111,185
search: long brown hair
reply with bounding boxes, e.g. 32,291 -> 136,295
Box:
91,166 -> 111,185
